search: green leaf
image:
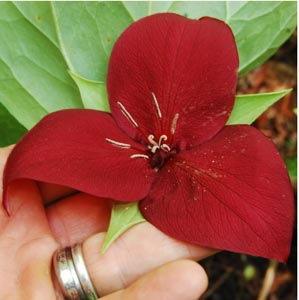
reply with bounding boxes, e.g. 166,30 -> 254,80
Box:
285,157 -> 297,181
52,1 -> 295,83
102,202 -> 146,254
0,2 -> 83,128
0,103 -> 27,147
1,2 -> 296,136
69,71 -> 110,112
123,1 -> 173,20
227,89 -> 292,125
0,58 -> 47,129
169,1 -> 227,20
122,1 -> 296,75
13,1 -> 59,47
51,2 -> 133,81
169,1 -> 297,75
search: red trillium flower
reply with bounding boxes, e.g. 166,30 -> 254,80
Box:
3,13 -> 293,261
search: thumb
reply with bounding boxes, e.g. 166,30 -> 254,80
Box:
101,260 -> 208,300
5,179 -> 53,241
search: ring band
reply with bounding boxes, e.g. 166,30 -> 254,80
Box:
53,244 -> 99,300
71,244 -> 99,300
53,246 -> 86,300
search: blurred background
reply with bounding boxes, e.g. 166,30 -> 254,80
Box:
201,30 -> 297,300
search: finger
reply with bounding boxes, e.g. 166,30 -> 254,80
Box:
12,239 -> 58,300
83,222 -> 214,295
38,181 -> 77,204
0,146 -> 14,219
46,193 -> 111,247
100,260 -> 208,300
5,179 -> 53,240
1,239 -> 58,300
0,179 -> 58,299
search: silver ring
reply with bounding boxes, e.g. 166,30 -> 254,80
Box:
71,244 -> 99,300
53,244 -> 99,300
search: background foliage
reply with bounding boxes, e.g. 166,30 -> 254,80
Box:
0,1 -> 296,146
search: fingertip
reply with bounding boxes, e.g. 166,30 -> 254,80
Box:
47,194 -> 111,247
7,179 -> 41,214
38,181 -> 77,204
171,260 -> 208,299
125,259 -> 208,300
5,179 -> 52,239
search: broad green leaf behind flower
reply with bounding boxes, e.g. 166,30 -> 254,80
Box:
69,71 -> 110,112
0,58 -> 47,130
13,1 -> 296,82
0,2 -> 83,130
0,1 -> 295,137
13,1 -> 59,47
0,103 -> 26,147
51,1 -> 133,82
58,1 -> 296,78
169,1 -> 297,75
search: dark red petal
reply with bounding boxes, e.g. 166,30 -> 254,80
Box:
108,13 -> 238,150
140,126 -> 294,261
3,110 -> 155,211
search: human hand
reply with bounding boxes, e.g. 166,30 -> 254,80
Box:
0,146 -> 212,299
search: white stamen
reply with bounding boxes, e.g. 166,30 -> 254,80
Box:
158,135 -> 167,145
151,92 -> 162,119
148,134 -> 158,146
161,144 -> 171,152
171,113 -> 179,135
148,134 -> 170,153
130,154 -> 149,159
151,145 -> 159,153
105,138 -> 131,149
117,101 -> 139,128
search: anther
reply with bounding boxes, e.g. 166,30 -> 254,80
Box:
117,101 -> 139,128
158,135 -> 167,145
151,145 -> 159,153
105,138 -> 131,149
147,134 -> 171,153
148,134 -> 158,146
161,144 -> 171,152
151,92 -> 162,119
130,154 -> 150,159
171,113 -> 179,135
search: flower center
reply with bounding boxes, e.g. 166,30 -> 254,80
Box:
147,134 -> 170,153
146,134 -> 172,170
127,134 -> 173,170
105,92 -> 179,171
